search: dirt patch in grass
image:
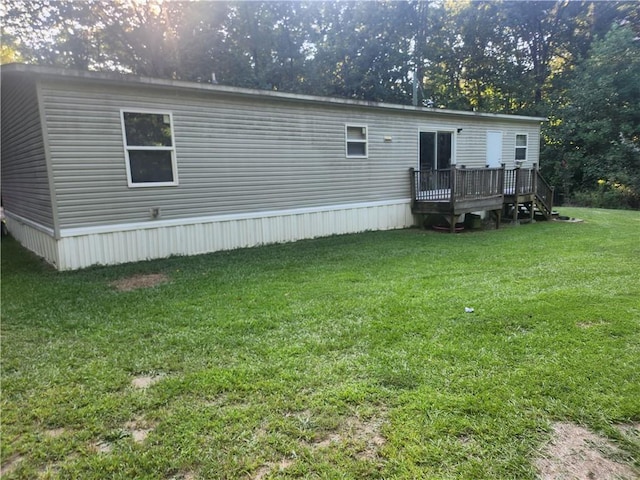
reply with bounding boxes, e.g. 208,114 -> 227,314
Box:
168,473 -> 197,480
250,411 -> 386,479
309,413 -> 386,460
349,415 -> 386,460
90,440 -> 113,454
535,422 -> 638,480
253,458 -> 294,480
0,453 -> 24,476
313,432 -> 342,449
111,273 -> 169,292
85,418 -> 155,457
131,374 -> 163,389
576,320 -> 608,329
44,427 -> 66,438
124,418 -> 155,443
124,418 -> 156,443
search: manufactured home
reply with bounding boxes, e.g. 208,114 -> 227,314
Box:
1,64 -> 551,270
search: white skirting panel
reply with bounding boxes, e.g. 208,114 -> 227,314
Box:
5,214 -> 59,268
57,201 -> 414,270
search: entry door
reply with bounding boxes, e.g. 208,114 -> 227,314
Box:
419,131 -> 453,170
486,131 -> 503,168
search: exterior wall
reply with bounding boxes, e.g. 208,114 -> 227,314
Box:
39,78 -> 542,233
501,127 -> 540,168
443,117 -> 540,169
56,200 -> 413,270
0,76 -> 55,230
41,80 -> 416,230
457,122 -> 540,169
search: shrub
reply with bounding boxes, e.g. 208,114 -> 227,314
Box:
571,180 -> 640,210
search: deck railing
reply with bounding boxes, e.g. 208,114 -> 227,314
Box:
410,166 -> 505,203
504,167 -> 535,196
411,165 -> 553,205
454,167 -> 504,199
411,169 -> 452,201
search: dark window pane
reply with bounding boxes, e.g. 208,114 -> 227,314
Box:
129,150 -> 174,183
347,142 -> 366,156
515,147 -> 527,160
420,132 -> 435,170
437,132 -> 452,169
124,112 -> 173,146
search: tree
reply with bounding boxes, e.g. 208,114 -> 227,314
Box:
0,43 -> 23,64
544,25 -> 640,207
307,1 -> 415,103
421,0 -> 527,112
209,1 -> 318,91
93,0 -> 185,77
1,0 -> 100,69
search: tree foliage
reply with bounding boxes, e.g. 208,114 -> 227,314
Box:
543,25 -> 640,207
2,0 -> 639,207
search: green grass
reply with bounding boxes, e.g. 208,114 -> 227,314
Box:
1,207 -> 639,479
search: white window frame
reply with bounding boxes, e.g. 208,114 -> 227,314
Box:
120,109 -> 179,187
515,133 -> 528,165
345,124 -> 368,158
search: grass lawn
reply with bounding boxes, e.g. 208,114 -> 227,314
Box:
1,207 -> 639,479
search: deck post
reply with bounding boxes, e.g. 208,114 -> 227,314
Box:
513,164 -> 521,225
531,163 -> 538,222
450,167 -> 458,233
499,164 -> 506,227
409,168 -> 416,210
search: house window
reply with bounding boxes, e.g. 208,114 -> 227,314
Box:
515,134 -> 528,163
420,131 -> 453,170
345,125 -> 368,158
121,111 -> 178,186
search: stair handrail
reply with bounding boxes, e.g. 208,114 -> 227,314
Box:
535,169 -> 555,215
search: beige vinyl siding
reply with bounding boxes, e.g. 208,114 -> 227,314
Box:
502,128 -> 540,167
0,77 -> 54,229
40,79 -> 542,229
41,81 -> 410,228
455,121 -> 540,169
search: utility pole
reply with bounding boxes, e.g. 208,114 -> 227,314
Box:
412,67 -> 418,106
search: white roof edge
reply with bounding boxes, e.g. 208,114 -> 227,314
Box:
1,63 -> 547,122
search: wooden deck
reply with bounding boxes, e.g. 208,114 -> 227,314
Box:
410,165 -> 554,232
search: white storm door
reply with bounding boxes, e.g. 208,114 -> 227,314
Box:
486,131 -> 503,168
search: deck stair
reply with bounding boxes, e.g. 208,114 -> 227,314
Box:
503,164 -> 554,223
533,169 -> 554,219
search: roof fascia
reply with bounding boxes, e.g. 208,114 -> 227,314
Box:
1,63 -> 547,123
